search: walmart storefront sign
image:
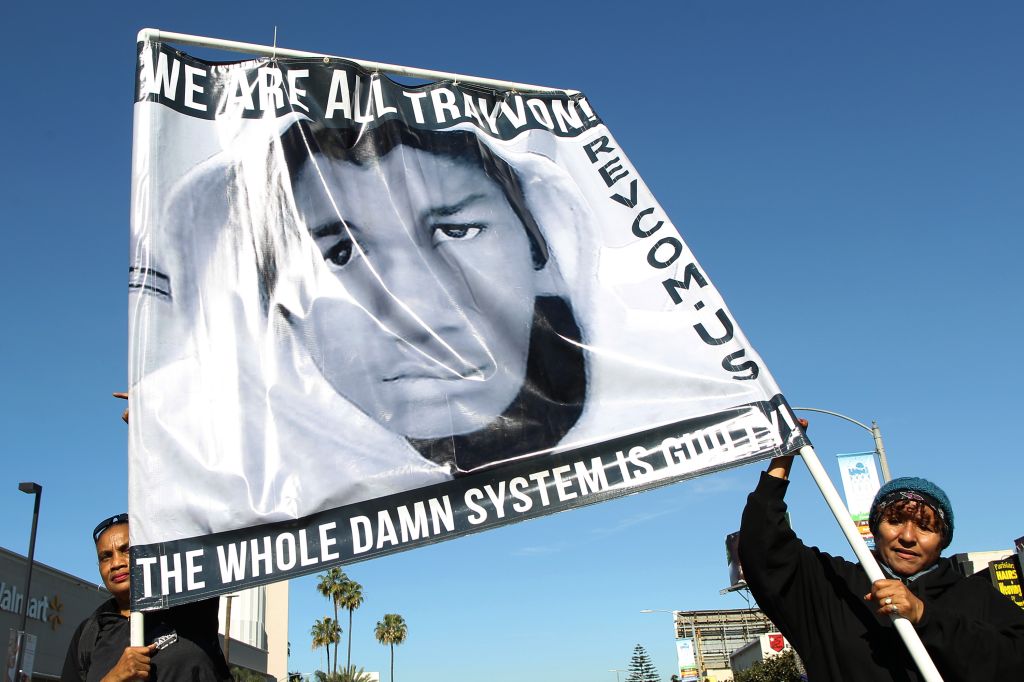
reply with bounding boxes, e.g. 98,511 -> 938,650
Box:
0,583 -> 49,623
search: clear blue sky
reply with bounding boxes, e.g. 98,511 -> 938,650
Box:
2,2 -> 1022,681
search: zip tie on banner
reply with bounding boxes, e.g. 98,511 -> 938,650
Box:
271,26 -> 278,62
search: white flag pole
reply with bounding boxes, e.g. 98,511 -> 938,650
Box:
130,611 -> 144,647
798,444 -> 943,682
136,28 -> 576,95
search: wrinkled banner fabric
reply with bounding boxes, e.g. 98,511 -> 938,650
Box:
128,41 -> 808,609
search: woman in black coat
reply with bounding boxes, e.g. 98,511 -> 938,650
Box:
739,455 -> 1024,681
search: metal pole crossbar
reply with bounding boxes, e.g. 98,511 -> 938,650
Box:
136,29 -> 576,96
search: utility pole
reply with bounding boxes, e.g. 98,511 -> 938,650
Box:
15,482 -> 42,682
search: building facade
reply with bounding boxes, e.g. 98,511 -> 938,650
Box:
217,582 -> 289,682
673,607 -> 776,681
1,547 -> 108,680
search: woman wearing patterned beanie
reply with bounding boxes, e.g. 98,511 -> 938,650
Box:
738,454 -> 1024,681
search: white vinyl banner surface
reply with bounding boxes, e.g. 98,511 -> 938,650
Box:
128,40 -> 807,609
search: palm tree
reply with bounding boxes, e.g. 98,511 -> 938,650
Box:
337,666 -> 374,682
310,619 -> 328,673
317,568 -> 348,673
310,617 -> 341,675
374,614 -> 407,682
338,578 -> 365,672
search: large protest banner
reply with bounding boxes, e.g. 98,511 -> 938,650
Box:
128,39 -> 808,610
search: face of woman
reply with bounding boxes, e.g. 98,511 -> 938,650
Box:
874,502 -> 943,576
96,523 -> 131,606
290,146 -> 545,440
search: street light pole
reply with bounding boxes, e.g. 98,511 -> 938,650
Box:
608,668 -> 627,682
16,482 -> 42,682
870,421 -> 891,483
792,407 -> 892,482
639,608 -> 680,634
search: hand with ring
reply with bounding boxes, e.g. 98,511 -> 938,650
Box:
866,579 -> 924,624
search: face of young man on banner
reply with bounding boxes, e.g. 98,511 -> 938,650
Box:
289,145 -> 551,440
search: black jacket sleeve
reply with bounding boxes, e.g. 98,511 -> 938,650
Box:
737,473 -> 869,653
738,473 -> 806,634
915,571 -> 1024,679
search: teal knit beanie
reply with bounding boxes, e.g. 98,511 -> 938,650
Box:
868,477 -> 954,548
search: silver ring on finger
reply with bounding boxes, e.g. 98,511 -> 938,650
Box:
884,597 -> 892,605
891,604 -> 899,614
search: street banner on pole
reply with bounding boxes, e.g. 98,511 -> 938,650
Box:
128,39 -> 807,609
675,638 -> 699,681
836,452 -> 881,549
5,631 -> 35,682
